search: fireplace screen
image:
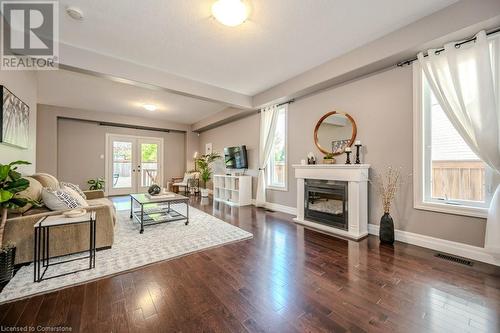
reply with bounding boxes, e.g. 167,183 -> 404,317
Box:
304,179 -> 348,230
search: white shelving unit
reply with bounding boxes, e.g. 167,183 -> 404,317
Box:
212,175 -> 252,206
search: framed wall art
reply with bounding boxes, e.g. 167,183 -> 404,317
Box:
0,85 -> 30,149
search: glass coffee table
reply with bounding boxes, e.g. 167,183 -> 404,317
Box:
129,193 -> 189,234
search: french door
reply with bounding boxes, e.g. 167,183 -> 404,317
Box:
106,134 -> 163,196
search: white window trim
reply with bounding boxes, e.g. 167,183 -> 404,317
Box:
267,105 -> 288,192
412,64 -> 488,219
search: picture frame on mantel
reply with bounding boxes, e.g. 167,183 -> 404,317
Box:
0,85 -> 30,149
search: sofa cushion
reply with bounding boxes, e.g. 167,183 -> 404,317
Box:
64,187 -> 89,207
32,173 -> 59,189
87,198 -> 116,225
10,176 -> 43,214
41,187 -> 89,211
87,198 -> 115,212
61,182 -> 86,199
21,206 -> 51,216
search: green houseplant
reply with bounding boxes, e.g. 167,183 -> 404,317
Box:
0,161 -> 32,283
323,153 -> 336,164
87,177 -> 105,191
195,153 -> 221,197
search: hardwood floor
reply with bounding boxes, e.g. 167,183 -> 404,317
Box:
1,196 -> 500,332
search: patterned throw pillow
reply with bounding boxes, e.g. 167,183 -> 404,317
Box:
41,188 -> 88,211
60,182 -> 87,199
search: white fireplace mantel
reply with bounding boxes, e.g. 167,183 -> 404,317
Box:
293,164 -> 370,240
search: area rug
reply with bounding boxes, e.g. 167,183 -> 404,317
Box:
0,205 -> 252,304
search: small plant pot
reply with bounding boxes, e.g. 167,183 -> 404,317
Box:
0,246 -> 16,283
200,188 -> 209,197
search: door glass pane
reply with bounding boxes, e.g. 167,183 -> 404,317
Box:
141,143 -> 158,187
112,141 -> 132,189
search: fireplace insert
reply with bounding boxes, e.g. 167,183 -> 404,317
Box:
304,179 -> 348,230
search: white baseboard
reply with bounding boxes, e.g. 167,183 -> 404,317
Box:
368,224 -> 500,266
248,200 -> 499,266
251,200 -> 297,215
265,202 -> 297,215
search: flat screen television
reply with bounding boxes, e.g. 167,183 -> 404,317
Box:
224,145 -> 248,169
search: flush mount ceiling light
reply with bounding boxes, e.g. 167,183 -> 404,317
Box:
66,7 -> 84,21
211,0 -> 249,27
142,104 -> 157,111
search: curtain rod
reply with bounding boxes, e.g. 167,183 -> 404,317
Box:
397,26 -> 500,67
256,99 -> 295,113
277,99 -> 295,107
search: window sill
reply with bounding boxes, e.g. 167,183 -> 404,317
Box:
414,201 -> 488,219
267,185 -> 288,192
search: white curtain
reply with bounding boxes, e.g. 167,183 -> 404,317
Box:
255,105 -> 279,207
418,31 -> 500,254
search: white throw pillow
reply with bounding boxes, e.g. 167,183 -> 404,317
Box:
41,187 -> 89,211
60,182 -> 87,199
64,187 -> 89,207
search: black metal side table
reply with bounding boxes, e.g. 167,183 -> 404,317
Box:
34,211 -> 96,283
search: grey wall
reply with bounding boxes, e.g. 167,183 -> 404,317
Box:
57,118 -> 185,190
200,66 -> 487,247
37,104 -> 198,181
0,71 -> 37,174
198,114 -> 260,193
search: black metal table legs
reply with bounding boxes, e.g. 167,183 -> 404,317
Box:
33,216 -> 96,283
130,197 -> 190,232
140,204 -> 144,234
130,196 -> 133,219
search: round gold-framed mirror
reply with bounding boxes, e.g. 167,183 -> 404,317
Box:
314,111 -> 357,155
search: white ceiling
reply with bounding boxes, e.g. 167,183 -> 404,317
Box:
37,70 -> 227,124
58,0 -> 458,95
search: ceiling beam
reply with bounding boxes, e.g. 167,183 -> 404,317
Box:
191,107 -> 257,133
58,42 -> 253,109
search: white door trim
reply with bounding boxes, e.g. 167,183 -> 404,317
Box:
105,133 -> 164,196
137,136 -> 164,193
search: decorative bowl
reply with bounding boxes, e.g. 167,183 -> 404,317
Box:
148,184 -> 161,195
63,208 -> 87,218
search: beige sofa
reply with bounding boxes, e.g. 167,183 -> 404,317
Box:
5,174 -> 116,264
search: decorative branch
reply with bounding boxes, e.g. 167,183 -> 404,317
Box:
370,166 -> 403,214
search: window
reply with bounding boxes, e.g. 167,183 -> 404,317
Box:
267,105 -> 288,190
414,68 -> 497,218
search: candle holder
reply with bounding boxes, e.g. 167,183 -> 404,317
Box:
345,151 -> 351,165
355,144 -> 362,164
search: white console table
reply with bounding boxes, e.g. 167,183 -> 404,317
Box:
293,164 -> 370,240
213,175 -> 252,206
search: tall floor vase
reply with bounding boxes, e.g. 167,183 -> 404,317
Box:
379,212 -> 395,244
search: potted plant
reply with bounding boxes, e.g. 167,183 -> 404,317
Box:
323,153 -> 336,164
370,166 -> 403,244
195,152 -> 221,197
87,177 -> 105,190
0,161 -> 32,283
